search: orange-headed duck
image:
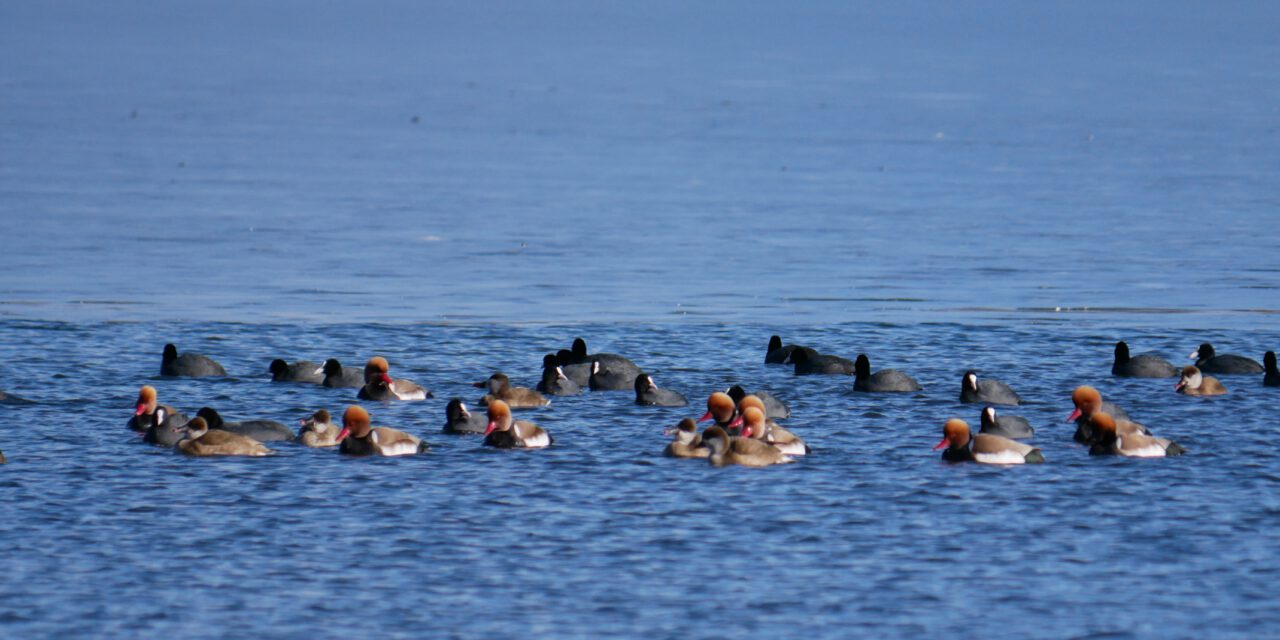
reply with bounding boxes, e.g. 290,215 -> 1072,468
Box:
444,398 -> 489,435
725,385 -> 790,419
1067,386 -> 1143,444
336,406 -> 429,456
698,392 -> 739,430
483,400 -> 552,449
701,425 -> 794,468
664,418 -> 710,459
790,348 -> 854,375
537,355 -> 582,396
178,417 -> 273,457
1175,366 -> 1227,396
161,343 -> 226,377
319,358 -> 365,388
269,359 -> 324,383
1266,352 -> 1280,387
1112,341 -> 1177,378
978,406 -> 1035,439
765,335 -> 817,365
1190,342 -> 1262,375
298,409 -> 341,447
128,385 -> 188,433
634,373 -> 688,407
854,354 -> 922,392
959,371 -> 1021,405
196,407 -> 295,442
475,372 -> 550,408
1087,412 -> 1186,457
358,357 -> 431,401
934,418 -> 1044,464
735,398 -> 808,456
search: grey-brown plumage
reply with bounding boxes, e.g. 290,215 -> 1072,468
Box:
701,425 -> 794,468
1176,366 -> 1228,396
178,418 -> 273,457
664,418 -> 710,458
475,372 -> 550,408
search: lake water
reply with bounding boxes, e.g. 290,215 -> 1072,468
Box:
1,1 -> 1278,637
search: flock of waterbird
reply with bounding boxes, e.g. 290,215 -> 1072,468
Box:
1,336 -> 1277,467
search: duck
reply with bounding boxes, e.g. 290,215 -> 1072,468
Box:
1175,366 -> 1227,396
790,348 -> 854,375
483,400 -> 553,449
161,343 -> 226,377
765,335 -> 816,365
196,407 -> 296,442
1087,412 -> 1186,457
177,417 -> 273,457
697,392 -> 739,431
1266,352 -> 1280,387
128,385 -> 188,433
735,402 -> 808,456
725,385 -> 790,420
1190,343 -> 1263,375
1066,386 -> 1144,445
664,418 -> 710,458
1111,341 -> 1177,378
589,359 -> 639,391
536,355 -> 582,396
475,372 -> 550,408
358,356 -> 431,401
934,418 -> 1044,464
634,373 -> 688,406
142,406 -> 192,446
701,425 -> 794,468
959,371 -> 1021,405
853,354 -> 922,392
269,359 -> 324,383
336,406 -> 430,456
298,409 -> 341,447
978,406 -> 1034,439
443,398 -> 489,435
320,358 -> 365,388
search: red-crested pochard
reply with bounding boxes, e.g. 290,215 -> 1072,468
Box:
475,372 -> 550,408
483,400 -> 553,449
934,418 -> 1044,464
663,418 -> 710,459
700,425 -> 794,468
298,409 -> 341,447
1087,412 -> 1186,457
1176,366 -> 1227,396
177,417 -> 273,457
358,356 -> 431,401
734,397 -> 808,456
1067,386 -> 1145,445
336,406 -> 429,456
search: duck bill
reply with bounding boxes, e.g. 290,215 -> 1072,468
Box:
335,427 -> 351,443
742,426 -> 754,438
484,421 -> 498,436
1174,381 -> 1186,391
933,437 -> 951,451
134,403 -> 147,416
1065,408 -> 1082,422
728,415 -> 744,429
697,411 -> 714,423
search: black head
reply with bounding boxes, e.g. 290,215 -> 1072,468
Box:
1197,343 -> 1216,359
269,359 -> 290,379
541,354 -> 557,369
634,373 -> 654,394
855,354 -> 871,377
571,338 -> 588,359
1114,341 -> 1130,362
195,407 -> 223,429
767,335 -> 782,353
446,397 -> 468,421
163,344 -> 179,361
323,358 -> 344,376
1265,351 -> 1277,371
962,370 -> 979,392
791,348 -> 810,365
725,385 -> 747,404
555,349 -> 575,366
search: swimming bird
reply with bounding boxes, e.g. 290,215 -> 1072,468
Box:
553,350 -> 592,387
161,343 -> 226,377
1111,341 -> 1177,378
483,400 -> 552,449
634,373 -> 688,406
142,406 -> 191,446
443,398 -> 489,435
664,418 -> 710,459
765,335 -> 816,364
698,392 -> 739,431
589,360 -> 639,391
934,418 -> 1044,464
537,355 -> 582,396
1175,366 -> 1227,396
336,406 -> 429,456
978,406 -> 1034,439
735,402 -> 808,456
269,359 -> 324,383
1190,343 -> 1263,375
701,425 -> 794,468
177,417 -> 273,457
0,389 -> 32,404
475,372 -> 550,408
853,354 -> 922,392
725,385 -> 790,420
959,371 -> 1021,405
567,337 -> 641,374
358,356 -> 431,401
1066,386 -> 1143,445
790,348 -> 854,375
1087,412 -> 1186,458
128,385 -> 188,433
298,409 -> 341,447
1265,352 -> 1280,387
196,407 -> 296,442
320,358 -> 365,388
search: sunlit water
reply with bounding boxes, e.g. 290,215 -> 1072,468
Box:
2,1 -> 1279,637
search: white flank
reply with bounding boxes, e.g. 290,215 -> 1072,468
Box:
521,432 -> 551,448
973,450 -> 1027,465
378,440 -> 421,456
1118,437 -> 1167,458
773,441 -> 807,456
394,388 -> 428,401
